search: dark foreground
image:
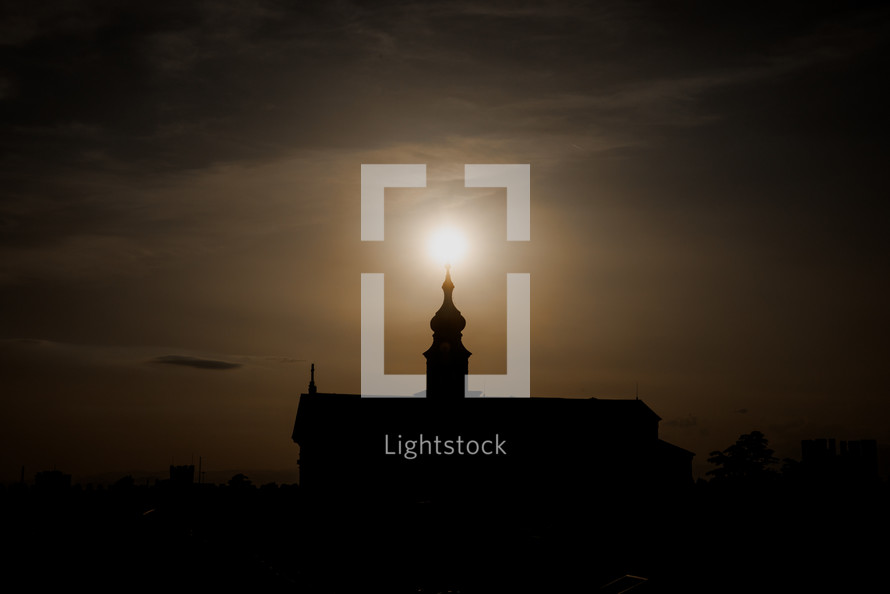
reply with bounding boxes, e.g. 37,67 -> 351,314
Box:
4,480 -> 888,593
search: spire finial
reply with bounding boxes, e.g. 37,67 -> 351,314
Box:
308,363 -> 317,394
442,263 -> 454,294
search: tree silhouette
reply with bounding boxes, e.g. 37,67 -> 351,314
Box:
707,431 -> 779,483
110,475 -> 135,490
228,473 -> 253,489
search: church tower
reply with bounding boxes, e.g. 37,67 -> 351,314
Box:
423,264 -> 472,399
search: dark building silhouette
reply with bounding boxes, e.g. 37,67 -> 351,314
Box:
34,469 -> 72,491
292,266 -> 694,504
801,437 -> 879,484
168,464 -> 195,486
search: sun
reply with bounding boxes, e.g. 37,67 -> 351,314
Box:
428,227 -> 468,267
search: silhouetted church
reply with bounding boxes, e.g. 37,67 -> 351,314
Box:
292,266 -> 694,503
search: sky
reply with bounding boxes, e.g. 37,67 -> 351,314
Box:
1,0 -> 888,483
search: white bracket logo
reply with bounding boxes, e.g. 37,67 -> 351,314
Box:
361,164 -> 530,398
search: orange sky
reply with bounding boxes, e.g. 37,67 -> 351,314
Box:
1,1 -> 889,482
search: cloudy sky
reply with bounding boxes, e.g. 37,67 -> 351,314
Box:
1,0 -> 888,482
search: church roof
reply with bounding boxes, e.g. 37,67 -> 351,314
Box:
292,392 -> 662,444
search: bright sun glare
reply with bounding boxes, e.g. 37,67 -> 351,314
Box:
428,228 -> 468,266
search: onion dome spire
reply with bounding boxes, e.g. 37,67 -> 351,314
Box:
424,264 -> 471,399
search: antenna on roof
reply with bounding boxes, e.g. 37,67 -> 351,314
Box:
635,381 -> 639,400
309,363 -> 317,394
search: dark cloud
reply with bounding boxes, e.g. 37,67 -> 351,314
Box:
153,355 -> 241,370
264,356 -> 306,364
2,0 -> 884,283
4,0 -> 883,182
11,338 -> 47,345
665,414 -> 698,428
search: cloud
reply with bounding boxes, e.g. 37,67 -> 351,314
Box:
152,355 -> 242,370
665,414 -> 698,428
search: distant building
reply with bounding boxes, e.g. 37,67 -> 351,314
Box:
292,266 -> 694,503
168,464 -> 195,486
34,470 -> 71,491
801,438 -> 879,484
